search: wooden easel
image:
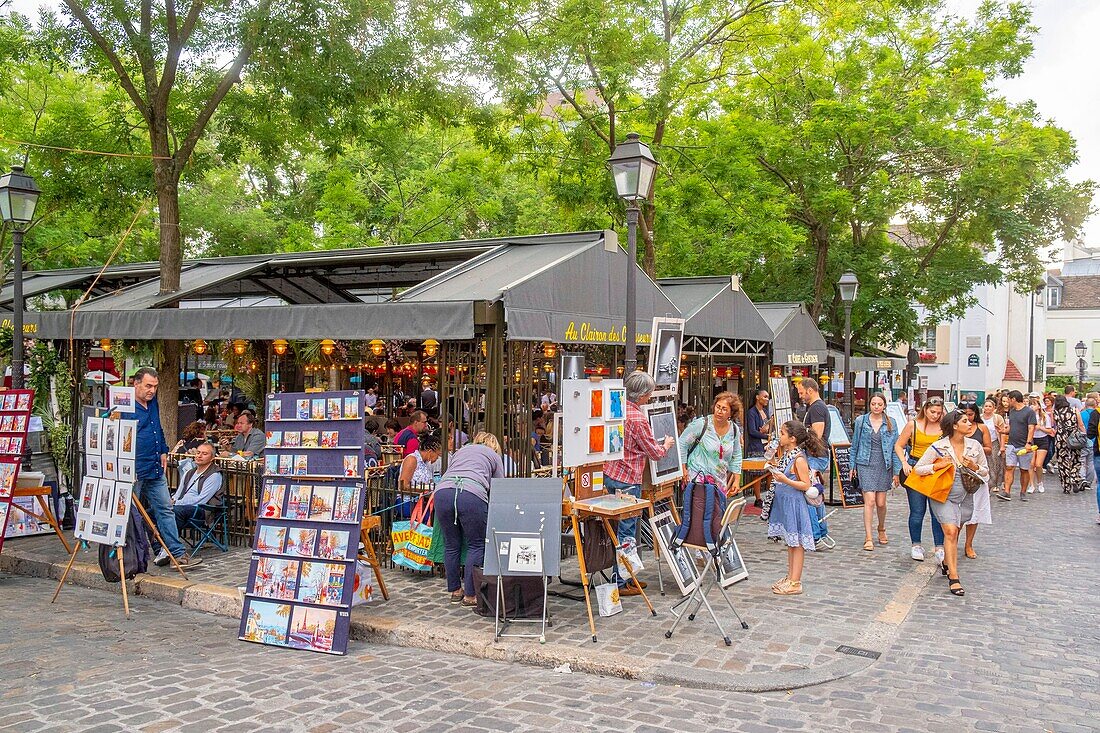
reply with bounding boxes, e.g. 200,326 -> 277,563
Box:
568,494 -> 657,642
51,494 -> 188,618
357,514 -> 389,601
641,479 -> 680,595
9,483 -> 72,555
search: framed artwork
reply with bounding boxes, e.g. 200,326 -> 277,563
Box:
85,417 -> 103,455
588,425 -> 605,454
102,421 -> 118,456
589,389 -> 603,419
643,402 -> 683,485
649,510 -> 698,597
606,388 -> 625,420
606,423 -> 624,456
561,353 -> 585,380
647,317 -> 685,396
117,420 -> 137,460
108,386 -> 136,413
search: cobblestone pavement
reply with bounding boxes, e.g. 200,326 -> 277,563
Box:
1,485 -> 1096,732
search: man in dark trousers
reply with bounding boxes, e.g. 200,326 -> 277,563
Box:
420,381 -> 439,419
131,367 -> 203,568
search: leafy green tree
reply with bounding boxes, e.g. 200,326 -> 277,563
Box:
721,0 -> 1093,345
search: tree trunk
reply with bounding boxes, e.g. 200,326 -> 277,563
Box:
809,225 -> 830,320
151,118 -> 183,445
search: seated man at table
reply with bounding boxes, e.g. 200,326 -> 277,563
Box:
223,410 -> 265,458
162,443 -> 223,565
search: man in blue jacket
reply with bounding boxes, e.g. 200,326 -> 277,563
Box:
132,367 -> 203,567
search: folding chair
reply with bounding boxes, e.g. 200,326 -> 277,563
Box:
664,496 -> 750,647
181,496 -> 236,553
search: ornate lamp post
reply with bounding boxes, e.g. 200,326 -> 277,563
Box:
837,271 -> 860,424
0,166 -> 41,390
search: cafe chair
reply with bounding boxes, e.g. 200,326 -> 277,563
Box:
663,496 -> 750,647
181,496 -> 237,554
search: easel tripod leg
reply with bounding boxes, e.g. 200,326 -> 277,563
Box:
118,552 -> 130,618
601,517 -> 656,617
51,543 -> 81,604
571,512 -> 598,642
132,494 -> 188,581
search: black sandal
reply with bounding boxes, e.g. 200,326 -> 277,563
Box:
941,562 -> 949,576
948,577 -> 965,596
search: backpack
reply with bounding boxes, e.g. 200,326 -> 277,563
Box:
98,509 -> 152,582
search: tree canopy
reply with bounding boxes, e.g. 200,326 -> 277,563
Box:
0,0 -> 1093,349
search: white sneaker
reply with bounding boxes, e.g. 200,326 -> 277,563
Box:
1027,487 -> 1035,494
911,545 -> 924,562
1037,484 -> 1045,493
934,547 -> 945,563
153,549 -> 170,567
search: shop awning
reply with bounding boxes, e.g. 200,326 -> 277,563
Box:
657,276 -> 772,355
28,301 -> 476,340
400,231 -> 680,343
757,303 -> 828,366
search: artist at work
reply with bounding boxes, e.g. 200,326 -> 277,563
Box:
603,371 -> 675,596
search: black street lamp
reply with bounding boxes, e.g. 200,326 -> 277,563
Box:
0,165 -> 41,390
837,271 -> 859,423
606,133 -> 657,373
1075,340 -> 1087,392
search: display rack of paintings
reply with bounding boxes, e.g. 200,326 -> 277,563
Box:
561,379 -> 626,468
0,389 -> 35,554
75,414 -> 138,548
240,391 -> 367,655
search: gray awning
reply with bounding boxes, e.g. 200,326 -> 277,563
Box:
658,277 -> 774,343
28,301 -> 476,340
758,303 -> 828,365
0,271 -> 98,307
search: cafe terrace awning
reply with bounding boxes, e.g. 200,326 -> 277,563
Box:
399,230 -> 680,343
657,276 -> 772,356
20,231 -> 680,343
756,302 -> 829,366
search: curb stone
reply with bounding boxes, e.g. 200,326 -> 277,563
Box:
1,546 -> 930,692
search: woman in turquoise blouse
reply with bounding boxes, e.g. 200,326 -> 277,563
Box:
679,392 -> 744,495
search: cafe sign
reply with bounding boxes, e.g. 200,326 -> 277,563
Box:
0,319 -> 37,334
786,352 -> 820,365
562,321 -> 652,345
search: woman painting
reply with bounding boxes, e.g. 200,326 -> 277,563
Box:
894,397 -> 946,563
912,411 -> 989,597
1052,394 -> 1088,494
434,432 -> 506,606
849,393 -> 901,551
766,421 -> 828,595
961,403 -> 993,559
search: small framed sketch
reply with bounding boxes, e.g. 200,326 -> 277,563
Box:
117,420 -> 137,460
643,402 -> 683,485
650,510 -> 698,597
647,317 -> 685,396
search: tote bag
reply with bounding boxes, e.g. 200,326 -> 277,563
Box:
391,493 -> 434,571
902,463 -> 955,503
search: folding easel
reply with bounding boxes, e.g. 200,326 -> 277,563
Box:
52,494 -> 188,618
357,514 -> 389,600
491,529 -> 550,643
663,497 -> 750,647
9,482 -> 72,555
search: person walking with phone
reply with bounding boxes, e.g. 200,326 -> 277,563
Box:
1002,390 -> 1038,501
894,397 -> 945,562
850,393 -> 901,552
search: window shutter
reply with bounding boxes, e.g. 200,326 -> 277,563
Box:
1054,340 -> 1066,365
1092,341 -> 1100,366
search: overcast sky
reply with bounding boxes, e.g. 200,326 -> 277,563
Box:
6,0 -> 1098,250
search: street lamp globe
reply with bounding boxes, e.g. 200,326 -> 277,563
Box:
606,133 -> 658,202
837,271 -> 860,303
1075,340 -> 1086,359
0,166 -> 41,227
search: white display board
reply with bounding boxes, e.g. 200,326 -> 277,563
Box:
826,405 -> 851,447
885,402 -> 908,434
769,376 -> 792,433
75,416 -> 137,547
561,378 -> 625,468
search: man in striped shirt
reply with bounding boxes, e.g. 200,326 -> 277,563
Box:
604,371 -> 675,595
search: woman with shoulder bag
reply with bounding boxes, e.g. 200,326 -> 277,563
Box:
894,398 -> 946,563
912,410 -> 989,597
961,403 -> 993,559
1052,395 -> 1089,494
678,392 -> 744,500
849,393 -> 901,552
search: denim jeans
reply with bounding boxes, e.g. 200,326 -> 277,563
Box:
603,476 -> 641,587
135,474 -> 187,557
434,486 -> 487,597
173,504 -> 204,534
905,487 -> 944,547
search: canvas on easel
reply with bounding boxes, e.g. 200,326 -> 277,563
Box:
647,318 -> 685,397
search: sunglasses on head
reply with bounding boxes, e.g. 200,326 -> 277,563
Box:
926,398 -> 944,405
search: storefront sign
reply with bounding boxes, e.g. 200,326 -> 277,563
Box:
0,319 -> 36,334
967,354 -> 980,367
876,359 -> 893,370
562,321 -> 652,345
786,353 -> 819,365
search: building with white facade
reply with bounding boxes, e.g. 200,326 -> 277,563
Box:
1045,241 -> 1100,385
911,281 -> 1046,402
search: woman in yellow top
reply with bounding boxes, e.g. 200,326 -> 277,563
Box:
895,397 -> 945,563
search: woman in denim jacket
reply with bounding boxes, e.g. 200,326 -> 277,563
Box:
850,393 -> 901,551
